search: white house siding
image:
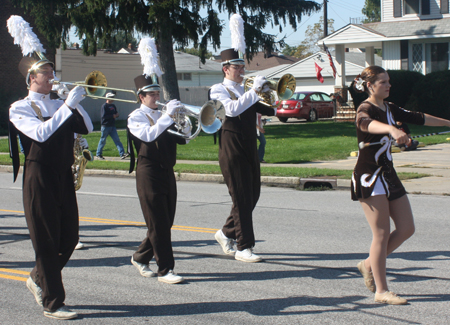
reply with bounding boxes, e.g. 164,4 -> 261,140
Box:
382,0 -> 395,22
383,0 -> 450,22
382,41 -> 402,69
178,73 -> 223,87
324,25 -> 385,46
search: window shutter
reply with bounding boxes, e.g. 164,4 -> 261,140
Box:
400,40 -> 409,70
393,0 -> 402,17
441,0 -> 449,14
422,0 -> 430,15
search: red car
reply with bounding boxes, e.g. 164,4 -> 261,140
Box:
276,91 -> 335,122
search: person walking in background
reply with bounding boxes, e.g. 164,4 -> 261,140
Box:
352,65 -> 450,305
96,91 -> 129,160
256,113 -> 267,163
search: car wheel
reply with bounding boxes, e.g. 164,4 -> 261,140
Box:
278,117 -> 288,123
307,109 -> 317,122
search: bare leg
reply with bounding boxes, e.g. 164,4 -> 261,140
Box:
360,194 -> 415,294
360,195 -> 391,293
386,195 -> 415,256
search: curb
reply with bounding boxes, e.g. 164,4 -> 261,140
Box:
0,165 -> 350,190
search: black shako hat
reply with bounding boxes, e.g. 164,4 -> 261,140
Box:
220,49 -> 245,66
134,75 -> 160,94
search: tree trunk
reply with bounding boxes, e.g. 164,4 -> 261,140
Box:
157,26 -> 180,102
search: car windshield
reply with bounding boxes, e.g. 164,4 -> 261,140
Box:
297,93 -> 306,100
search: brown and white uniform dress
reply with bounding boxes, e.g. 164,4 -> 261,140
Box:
209,78 -> 276,251
127,104 -> 188,276
8,90 -> 93,312
351,101 -> 424,201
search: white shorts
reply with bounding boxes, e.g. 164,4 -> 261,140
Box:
371,177 -> 386,196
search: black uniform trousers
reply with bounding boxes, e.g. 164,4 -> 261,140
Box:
219,130 -> 261,250
132,157 -> 177,276
23,161 -> 79,312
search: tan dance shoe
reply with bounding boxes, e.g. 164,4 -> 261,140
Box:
357,260 -> 376,293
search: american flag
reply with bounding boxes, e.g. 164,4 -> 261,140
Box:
323,42 -> 337,78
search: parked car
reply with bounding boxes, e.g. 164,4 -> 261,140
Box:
276,91 -> 335,122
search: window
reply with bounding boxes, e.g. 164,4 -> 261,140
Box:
310,93 -> 322,101
426,43 -> 449,74
321,94 -> 332,102
412,42 -> 449,74
404,0 -> 420,14
297,93 -> 306,100
176,73 -> 192,81
412,43 -> 424,73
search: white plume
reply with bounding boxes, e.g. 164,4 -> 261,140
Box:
137,37 -> 163,78
230,13 -> 246,53
7,15 -> 46,56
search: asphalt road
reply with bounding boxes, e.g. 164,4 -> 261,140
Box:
1,172 -> 449,324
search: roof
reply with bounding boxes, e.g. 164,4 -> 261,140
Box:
214,51 -> 300,72
174,51 -> 223,72
243,52 -> 300,71
322,17 -> 450,46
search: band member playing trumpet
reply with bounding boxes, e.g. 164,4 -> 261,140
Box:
7,15 -> 93,320
127,37 -> 189,284
209,47 -> 276,262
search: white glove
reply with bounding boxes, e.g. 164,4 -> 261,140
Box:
252,75 -> 266,92
55,84 -> 70,99
261,84 -> 271,93
166,99 -> 181,116
79,137 -> 89,149
65,86 -> 86,108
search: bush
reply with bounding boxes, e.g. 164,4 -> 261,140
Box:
405,70 -> 450,119
385,70 -> 424,107
0,89 -> 28,136
348,69 -> 424,110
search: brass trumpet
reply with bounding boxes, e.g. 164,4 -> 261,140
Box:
156,100 -> 225,140
50,70 -> 139,103
244,73 -> 296,107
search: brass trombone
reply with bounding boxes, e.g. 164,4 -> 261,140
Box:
244,73 -> 296,107
50,70 -> 139,103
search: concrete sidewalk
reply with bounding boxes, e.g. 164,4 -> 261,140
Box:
2,143 -> 450,195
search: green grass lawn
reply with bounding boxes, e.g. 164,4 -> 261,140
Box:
0,120 -> 447,179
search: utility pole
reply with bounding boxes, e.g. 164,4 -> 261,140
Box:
323,0 -> 328,38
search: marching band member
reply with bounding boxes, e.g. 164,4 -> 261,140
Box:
209,14 -> 276,263
127,38 -> 189,284
7,16 -> 93,320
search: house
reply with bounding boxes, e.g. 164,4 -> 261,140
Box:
245,51 -> 382,96
213,51 -> 300,72
320,0 -> 450,92
56,49 -> 224,121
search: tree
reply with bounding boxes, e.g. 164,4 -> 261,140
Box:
104,30 -> 138,52
301,16 -> 334,54
362,0 -> 381,23
281,44 -> 311,60
13,0 -> 321,100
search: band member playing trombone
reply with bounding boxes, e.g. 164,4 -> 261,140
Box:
209,47 -> 276,263
127,38 -> 189,284
7,15 -> 93,319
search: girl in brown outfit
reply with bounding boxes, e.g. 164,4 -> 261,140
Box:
352,65 -> 450,305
